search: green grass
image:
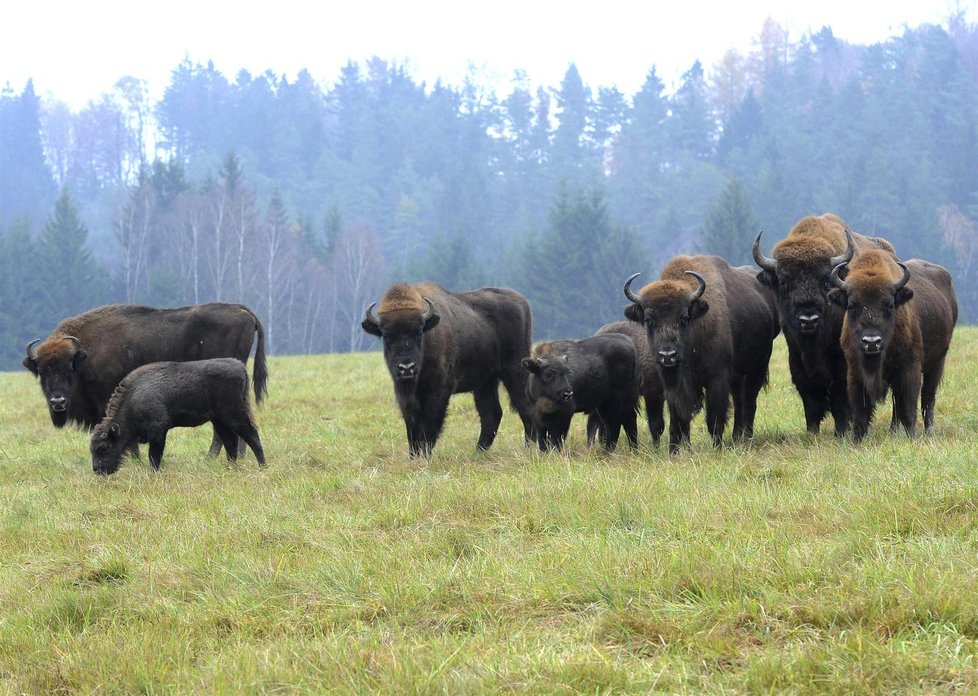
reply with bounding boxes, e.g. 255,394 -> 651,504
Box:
1,330 -> 977,694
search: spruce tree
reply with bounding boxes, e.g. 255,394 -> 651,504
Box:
700,178 -> 759,265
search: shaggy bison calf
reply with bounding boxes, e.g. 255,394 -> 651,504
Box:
522,334 -> 639,452
90,358 -> 266,475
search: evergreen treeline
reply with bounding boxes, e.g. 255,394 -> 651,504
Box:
2,17 -> 978,370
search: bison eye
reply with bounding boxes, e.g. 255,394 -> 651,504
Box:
678,313 -> 689,328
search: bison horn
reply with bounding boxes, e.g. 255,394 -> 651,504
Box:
893,262 -> 911,292
421,297 -> 435,322
623,273 -> 643,304
829,228 -> 856,269
64,336 -> 81,353
363,302 -> 380,329
685,271 -> 707,302
25,339 -> 41,360
752,232 -> 777,273
830,263 -> 850,294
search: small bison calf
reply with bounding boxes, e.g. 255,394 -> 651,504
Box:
522,334 -> 639,452
90,358 -> 266,475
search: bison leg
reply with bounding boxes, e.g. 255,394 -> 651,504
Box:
921,359 -> 946,435
207,427 -> 224,457
213,421 -> 243,462
598,409 -> 622,451
734,368 -> 767,442
473,380 -> 504,450
406,395 -> 449,458
704,378 -> 730,450
148,434 -> 167,471
848,379 -> 875,444
667,401 -> 692,456
828,378 -> 851,438
585,412 -> 604,448
228,419 -> 266,466
500,364 -> 536,446
892,367 -> 921,439
643,385 -> 665,447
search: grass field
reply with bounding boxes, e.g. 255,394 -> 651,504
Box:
1,329 -> 977,694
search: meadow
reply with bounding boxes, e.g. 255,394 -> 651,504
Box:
1,329 -> 977,694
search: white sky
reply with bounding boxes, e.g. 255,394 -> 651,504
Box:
2,0 -> 973,109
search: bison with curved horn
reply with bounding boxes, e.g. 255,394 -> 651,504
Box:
827,250 -> 957,442
23,303 -> 268,456
362,283 -> 535,457
753,213 -> 896,436
624,255 -> 779,454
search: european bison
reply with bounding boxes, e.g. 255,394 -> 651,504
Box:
753,214 -> 896,436
624,255 -> 779,454
90,358 -> 266,475
23,303 -> 267,456
592,321 -> 665,447
362,283 -> 535,457
828,250 -> 957,442
522,333 -> 639,452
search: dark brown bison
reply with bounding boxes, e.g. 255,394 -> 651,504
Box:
23,303 -> 267,456
521,334 -> 639,452
753,214 -> 896,436
592,321 -> 665,447
827,250 -> 957,442
624,255 -> 779,454
90,358 -> 266,475
362,283 -> 535,457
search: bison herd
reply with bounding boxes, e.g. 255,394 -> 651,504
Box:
22,213 -> 958,471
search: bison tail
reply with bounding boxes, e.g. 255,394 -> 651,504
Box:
252,314 -> 269,405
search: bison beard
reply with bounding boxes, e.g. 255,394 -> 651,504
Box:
362,283 -> 535,457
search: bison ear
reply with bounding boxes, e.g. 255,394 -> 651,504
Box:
895,287 -> 914,307
827,288 -> 846,307
72,350 -> 88,366
422,313 -> 440,333
756,269 -> 777,289
521,357 -> 541,374
108,423 -> 121,440
624,303 -> 644,323
689,299 -> 709,320
361,318 -> 382,337
22,356 -> 38,376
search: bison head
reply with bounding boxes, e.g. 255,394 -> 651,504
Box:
753,229 -> 854,338
624,271 -> 708,371
362,289 -> 440,385
828,255 -> 913,367
90,422 -> 125,475
522,353 -> 574,412
22,336 -> 87,427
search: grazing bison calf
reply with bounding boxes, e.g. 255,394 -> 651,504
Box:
828,251 -> 957,442
592,321 -> 665,447
624,255 -> 779,454
522,334 -> 639,452
90,358 -> 266,475
362,283 -> 535,457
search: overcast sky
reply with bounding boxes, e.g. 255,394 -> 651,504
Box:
2,0 -> 972,108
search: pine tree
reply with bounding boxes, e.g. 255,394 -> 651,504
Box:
37,188 -> 106,319
700,178 -> 759,265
